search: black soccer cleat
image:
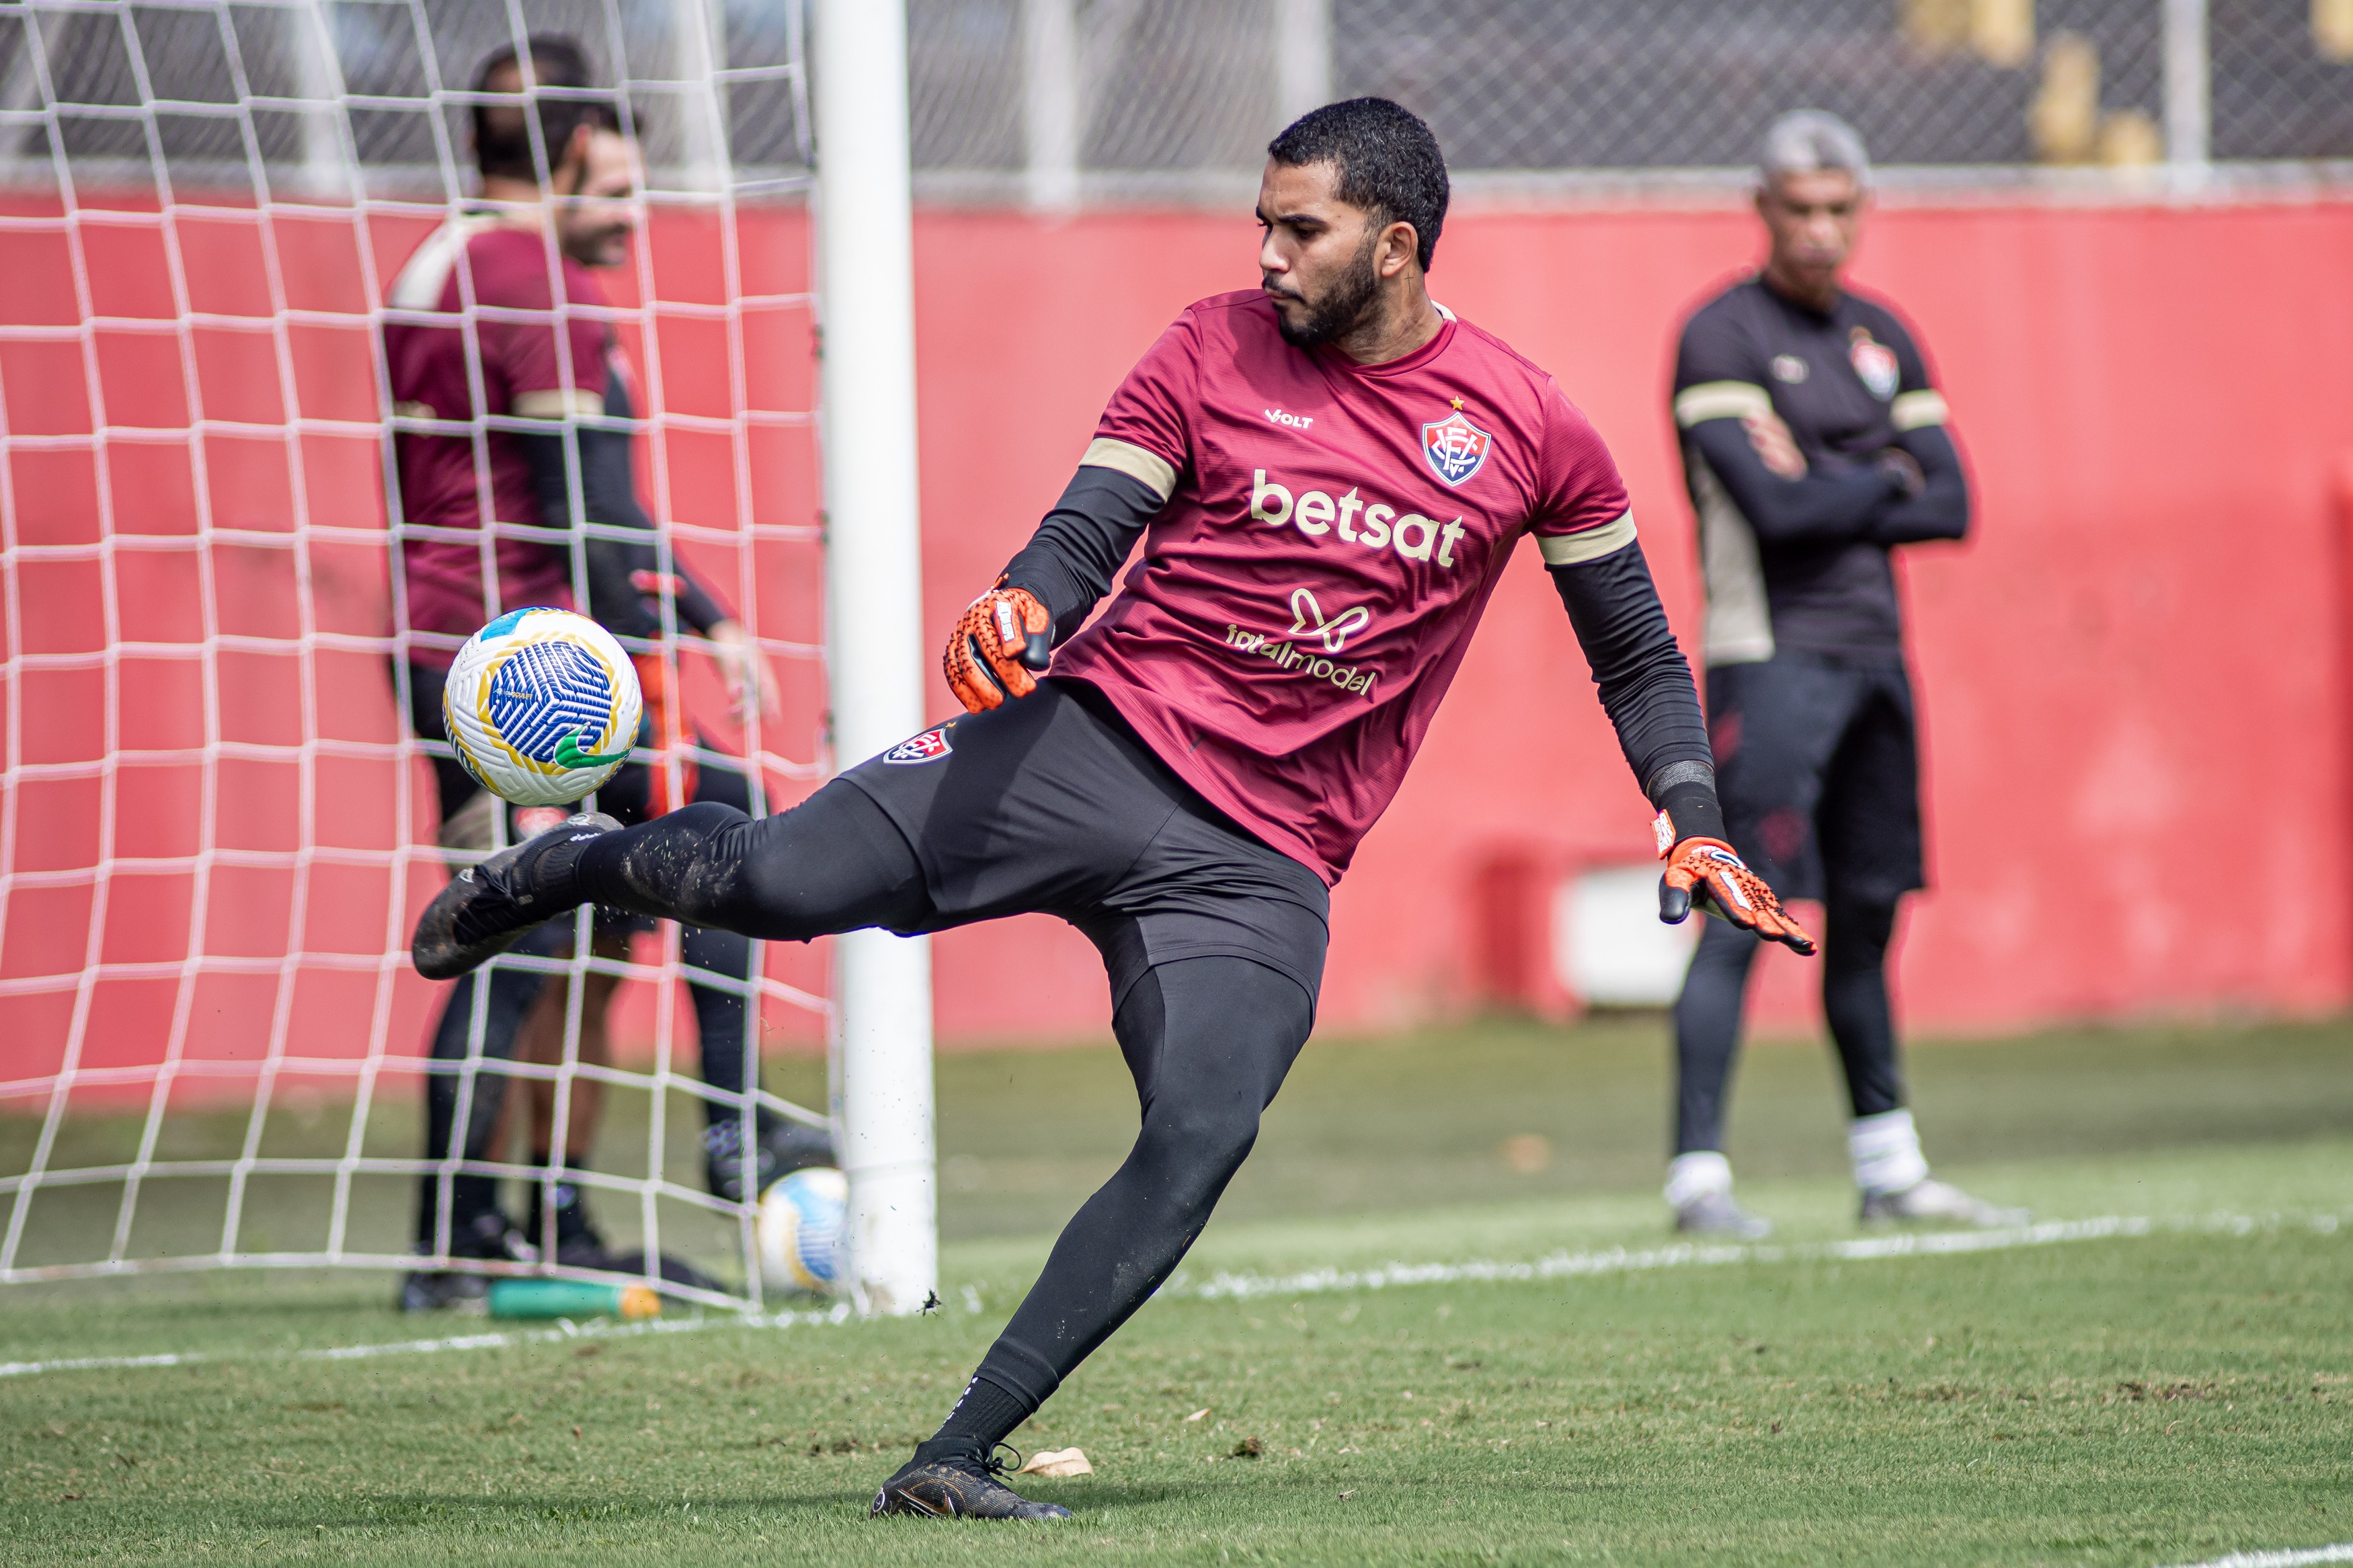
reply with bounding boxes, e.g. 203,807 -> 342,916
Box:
870,1444 -> 1073,1522
703,1113 -> 838,1205
410,812 -> 620,981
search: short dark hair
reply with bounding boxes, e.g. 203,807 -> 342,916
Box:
1267,98 -> 1449,273
472,34 -> 620,183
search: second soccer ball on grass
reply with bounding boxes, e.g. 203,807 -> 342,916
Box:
441,608 -> 644,807
756,1167 -> 848,1296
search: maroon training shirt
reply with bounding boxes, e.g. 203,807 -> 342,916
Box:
1051,290 -> 1634,884
383,220 -> 612,667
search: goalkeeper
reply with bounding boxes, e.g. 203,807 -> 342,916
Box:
387,36 -> 823,1307
413,97 -> 1811,1516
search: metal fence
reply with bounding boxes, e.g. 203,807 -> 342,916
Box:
1,0 -> 2349,204
918,0 -> 2353,199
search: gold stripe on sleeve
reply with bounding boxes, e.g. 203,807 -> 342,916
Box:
1890,389 -> 1948,431
512,388 -> 605,419
1672,380 -> 1773,427
1537,509 -> 1637,567
1079,436 -> 1179,501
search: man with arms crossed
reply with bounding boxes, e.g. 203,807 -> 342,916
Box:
1663,111 -> 2020,1237
413,98 -> 1812,1518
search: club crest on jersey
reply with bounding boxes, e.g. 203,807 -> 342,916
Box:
882,725 -> 953,765
1421,411 -> 1492,487
1849,329 -> 1899,401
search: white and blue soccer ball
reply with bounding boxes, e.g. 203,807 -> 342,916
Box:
755,1166 -> 847,1295
442,607 -> 642,808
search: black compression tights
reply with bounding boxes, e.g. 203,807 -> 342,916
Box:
952,955 -> 1312,1436
570,785 -> 1316,1450
1672,896 -> 1907,1155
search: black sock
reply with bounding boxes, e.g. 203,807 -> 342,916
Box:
917,1375 -> 1033,1462
525,1155 -> 597,1249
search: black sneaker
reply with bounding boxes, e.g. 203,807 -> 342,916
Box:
703,1114 -> 838,1205
397,1211 -> 536,1312
397,1268 -> 489,1313
871,1444 -> 1074,1522
411,812 -> 620,981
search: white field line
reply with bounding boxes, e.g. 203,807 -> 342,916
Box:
2157,1546 -> 2353,1568
1176,1209 -> 2344,1301
0,1302 -> 854,1380
0,1208 -> 2340,1380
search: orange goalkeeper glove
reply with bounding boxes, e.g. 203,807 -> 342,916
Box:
943,580 -> 1053,713
1657,826 -> 1817,955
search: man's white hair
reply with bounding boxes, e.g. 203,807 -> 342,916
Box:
1758,110 -> 1870,188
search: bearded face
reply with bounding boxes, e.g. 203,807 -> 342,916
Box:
1267,224 -> 1384,348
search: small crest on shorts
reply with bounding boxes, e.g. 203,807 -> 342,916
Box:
882,724 -> 954,765
1849,329 -> 1899,401
1421,411 -> 1492,487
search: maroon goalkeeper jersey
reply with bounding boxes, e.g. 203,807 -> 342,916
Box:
383,219 -> 614,667
1050,290 -> 1633,883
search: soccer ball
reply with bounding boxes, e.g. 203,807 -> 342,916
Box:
754,1167 -> 847,1296
442,608 -> 643,808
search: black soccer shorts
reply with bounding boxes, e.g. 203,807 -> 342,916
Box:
1704,651 -> 1925,909
841,678 -> 1330,1016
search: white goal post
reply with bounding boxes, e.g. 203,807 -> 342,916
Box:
811,0 -> 939,1319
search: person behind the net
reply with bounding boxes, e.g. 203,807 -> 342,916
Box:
412,96 -> 1813,1517
386,36 -> 824,1309
1660,111 -> 2022,1239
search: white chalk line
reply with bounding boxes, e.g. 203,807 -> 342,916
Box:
1176,1209 -> 2344,1301
1,1208 -> 2340,1380
0,1301 -> 854,1380
2158,1545 -> 2353,1568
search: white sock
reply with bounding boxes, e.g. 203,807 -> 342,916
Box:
1849,1109 -> 1928,1196
1665,1151 -> 1734,1210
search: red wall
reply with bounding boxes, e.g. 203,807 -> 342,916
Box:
6,194 -> 2350,1101
914,200 -> 2353,1040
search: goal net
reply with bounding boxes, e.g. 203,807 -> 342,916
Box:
0,0 -> 834,1312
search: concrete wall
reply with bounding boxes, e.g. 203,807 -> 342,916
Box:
5,194 -> 2349,1098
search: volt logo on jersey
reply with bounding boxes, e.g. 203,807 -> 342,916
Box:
1421,411 -> 1492,487
882,724 -> 954,765
1287,587 -> 1371,653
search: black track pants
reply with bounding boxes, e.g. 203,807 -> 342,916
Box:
1671,895 -> 1907,1156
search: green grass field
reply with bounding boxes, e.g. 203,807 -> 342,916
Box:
4,1016 -> 2350,1565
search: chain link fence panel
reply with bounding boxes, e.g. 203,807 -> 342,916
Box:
2,2 -> 2349,207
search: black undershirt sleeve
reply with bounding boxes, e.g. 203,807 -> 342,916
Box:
1685,417 -> 1904,548
518,427 -> 731,643
1546,538 -> 1726,845
999,465 -> 1166,643
1872,425 -> 1970,544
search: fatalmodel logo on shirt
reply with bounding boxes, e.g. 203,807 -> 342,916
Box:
1421,411 -> 1492,487
1287,587 -> 1369,653
882,724 -> 953,765
1222,621 -> 1380,699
